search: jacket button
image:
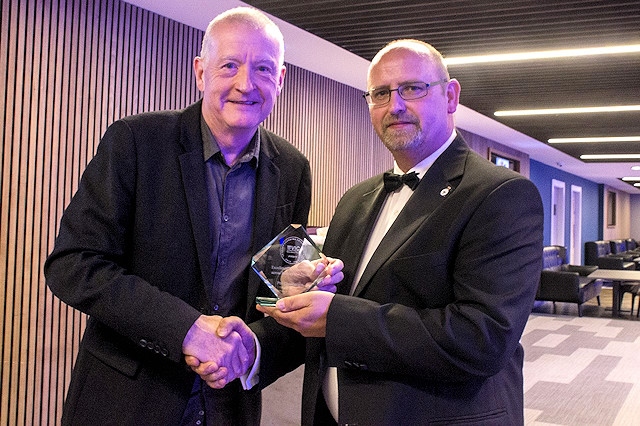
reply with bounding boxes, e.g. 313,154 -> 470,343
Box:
139,339 -> 147,347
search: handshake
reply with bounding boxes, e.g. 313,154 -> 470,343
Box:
182,257 -> 344,389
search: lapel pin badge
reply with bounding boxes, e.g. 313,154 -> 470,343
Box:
440,186 -> 452,197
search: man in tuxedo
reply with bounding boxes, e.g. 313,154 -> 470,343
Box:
45,7 -> 317,425
259,39 -> 544,425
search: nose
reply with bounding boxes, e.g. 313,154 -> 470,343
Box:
387,90 -> 406,115
234,66 -> 255,92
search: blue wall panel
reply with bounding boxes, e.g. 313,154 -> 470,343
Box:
529,159 -> 600,262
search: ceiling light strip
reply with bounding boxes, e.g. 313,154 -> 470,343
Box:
581,154 -> 640,160
445,44 -> 640,65
495,105 -> 640,117
549,136 -> 640,143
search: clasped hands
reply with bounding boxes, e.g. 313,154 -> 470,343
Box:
183,257 -> 344,389
182,314 -> 255,389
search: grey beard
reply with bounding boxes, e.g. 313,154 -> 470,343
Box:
381,126 -> 424,152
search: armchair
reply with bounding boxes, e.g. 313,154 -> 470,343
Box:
585,241 -> 640,314
537,246 -> 602,316
609,239 -> 640,264
585,240 -> 636,270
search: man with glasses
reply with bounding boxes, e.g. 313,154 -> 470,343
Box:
259,39 -> 544,425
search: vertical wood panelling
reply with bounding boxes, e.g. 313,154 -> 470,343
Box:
0,1 -> 202,423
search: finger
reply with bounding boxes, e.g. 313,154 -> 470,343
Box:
204,377 -> 228,389
185,355 -> 201,368
275,293 -> 311,312
193,361 -> 224,376
216,316 -> 246,339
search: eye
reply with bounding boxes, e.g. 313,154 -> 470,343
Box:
400,84 -> 426,97
221,62 -> 238,70
371,88 -> 390,101
257,65 -> 272,73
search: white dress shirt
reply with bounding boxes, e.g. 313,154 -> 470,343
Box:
323,130 -> 457,421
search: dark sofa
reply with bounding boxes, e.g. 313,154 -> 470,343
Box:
537,245 -> 601,316
584,240 -> 636,270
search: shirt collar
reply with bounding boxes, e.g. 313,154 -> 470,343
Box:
393,129 -> 457,178
200,114 -> 260,166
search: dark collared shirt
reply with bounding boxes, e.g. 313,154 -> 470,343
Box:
181,119 -> 261,426
201,116 -> 259,317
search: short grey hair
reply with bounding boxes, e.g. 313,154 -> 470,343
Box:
200,7 -> 285,66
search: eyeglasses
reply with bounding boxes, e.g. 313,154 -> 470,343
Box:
363,79 -> 449,106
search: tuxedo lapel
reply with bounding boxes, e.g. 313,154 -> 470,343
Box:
352,136 -> 468,297
336,182 -> 388,295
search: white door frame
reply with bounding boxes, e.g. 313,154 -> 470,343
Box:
551,179 -> 566,247
570,185 -> 583,265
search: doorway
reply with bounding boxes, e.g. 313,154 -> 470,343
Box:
570,185 -> 583,264
551,179 -> 566,248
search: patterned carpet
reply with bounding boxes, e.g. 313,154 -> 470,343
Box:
262,306 -> 640,425
523,314 -> 640,426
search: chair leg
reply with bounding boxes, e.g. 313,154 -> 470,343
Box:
577,304 -> 582,317
596,295 -> 601,306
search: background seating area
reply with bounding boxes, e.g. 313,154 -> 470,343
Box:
583,239 -> 640,316
536,245 -> 601,316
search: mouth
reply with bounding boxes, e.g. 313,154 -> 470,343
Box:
385,120 -> 416,129
229,100 -> 260,106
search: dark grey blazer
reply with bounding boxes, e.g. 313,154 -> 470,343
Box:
45,100 -> 309,425
302,135 -> 543,425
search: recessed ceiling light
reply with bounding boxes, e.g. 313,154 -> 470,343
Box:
549,136 -> 640,143
635,183 -> 640,187
632,166 -> 640,171
581,154 -> 640,160
444,44 -> 640,65
622,177 -> 640,181
495,105 -> 640,117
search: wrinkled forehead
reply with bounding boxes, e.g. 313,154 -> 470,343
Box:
204,19 -> 285,65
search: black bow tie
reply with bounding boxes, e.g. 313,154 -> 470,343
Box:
383,171 -> 420,192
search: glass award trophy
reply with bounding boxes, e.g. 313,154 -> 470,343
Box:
252,224 -> 328,306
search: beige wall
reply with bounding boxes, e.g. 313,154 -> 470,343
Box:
603,186 -> 631,241
0,0 -> 530,423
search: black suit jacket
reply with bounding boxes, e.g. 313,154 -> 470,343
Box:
44,101 -> 308,425
302,135 -> 543,425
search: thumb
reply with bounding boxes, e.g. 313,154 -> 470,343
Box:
216,316 -> 245,338
275,294 -> 309,312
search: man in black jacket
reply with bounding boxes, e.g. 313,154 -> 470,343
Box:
260,39 -> 543,425
45,7 -> 315,425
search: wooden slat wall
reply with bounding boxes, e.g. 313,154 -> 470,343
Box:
0,0 -> 389,424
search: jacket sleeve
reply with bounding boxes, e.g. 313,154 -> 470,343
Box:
44,119 -> 201,364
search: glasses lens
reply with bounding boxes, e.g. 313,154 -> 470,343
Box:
399,83 -> 429,100
370,88 -> 391,105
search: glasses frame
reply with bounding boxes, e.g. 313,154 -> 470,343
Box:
362,79 -> 449,106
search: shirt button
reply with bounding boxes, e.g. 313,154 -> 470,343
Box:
223,214 -> 229,222
213,304 -> 219,311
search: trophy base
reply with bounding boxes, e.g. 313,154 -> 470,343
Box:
255,296 -> 278,307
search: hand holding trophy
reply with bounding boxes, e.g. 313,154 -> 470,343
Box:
252,224 -> 333,306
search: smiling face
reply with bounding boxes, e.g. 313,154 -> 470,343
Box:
194,19 -> 285,142
367,43 -> 460,169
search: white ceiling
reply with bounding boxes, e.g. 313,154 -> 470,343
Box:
124,0 -> 639,193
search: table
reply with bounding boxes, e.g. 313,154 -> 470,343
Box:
587,269 -> 640,316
